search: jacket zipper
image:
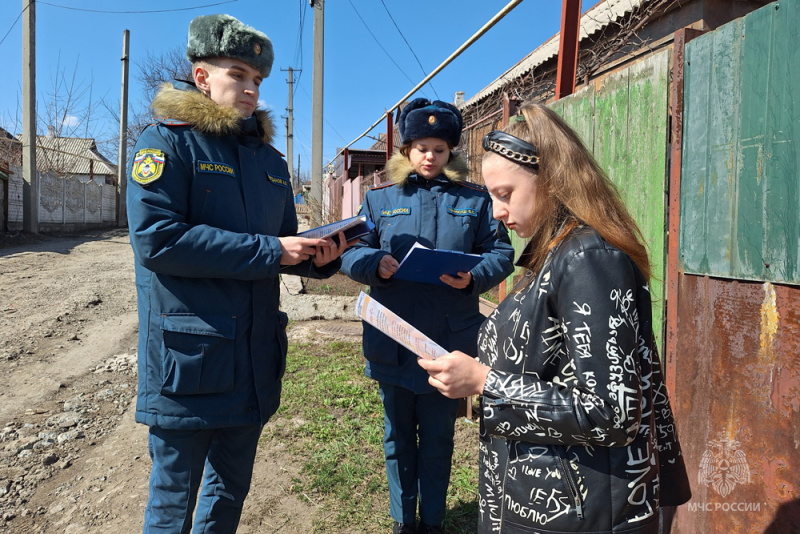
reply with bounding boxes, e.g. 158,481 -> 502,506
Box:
499,447 -> 508,528
200,189 -> 211,215
490,397 -> 537,408
555,449 -> 584,520
489,398 -> 584,520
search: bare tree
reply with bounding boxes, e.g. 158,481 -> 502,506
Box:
1,56 -> 110,139
0,56 -> 119,178
2,46 -> 194,177
100,45 -> 193,167
137,46 -> 194,104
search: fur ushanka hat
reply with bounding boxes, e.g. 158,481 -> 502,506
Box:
398,98 -> 463,147
186,14 -> 274,78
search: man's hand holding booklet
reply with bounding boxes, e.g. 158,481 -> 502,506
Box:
297,215 -> 375,244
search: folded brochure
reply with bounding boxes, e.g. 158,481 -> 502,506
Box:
297,215 -> 375,244
355,291 -> 446,360
393,242 -> 483,286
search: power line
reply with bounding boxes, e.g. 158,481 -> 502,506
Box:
345,0 -> 418,88
36,0 -> 239,14
378,0 -> 439,99
327,0 -> 524,167
3,1 -> 242,49
294,0 -> 306,69
292,0 -> 307,99
298,83 -> 348,145
0,8 -> 25,49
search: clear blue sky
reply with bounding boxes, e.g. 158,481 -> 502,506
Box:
0,0 -> 580,172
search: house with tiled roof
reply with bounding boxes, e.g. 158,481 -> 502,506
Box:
23,131 -> 117,185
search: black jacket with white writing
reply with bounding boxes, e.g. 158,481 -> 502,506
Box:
477,226 -> 691,533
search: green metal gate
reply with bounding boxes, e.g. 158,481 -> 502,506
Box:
526,49 -> 672,350
681,2 -> 800,284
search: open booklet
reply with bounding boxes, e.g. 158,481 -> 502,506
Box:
355,291 -> 446,360
296,215 -> 375,244
393,242 -> 484,286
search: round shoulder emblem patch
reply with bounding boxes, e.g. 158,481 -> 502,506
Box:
132,149 -> 166,186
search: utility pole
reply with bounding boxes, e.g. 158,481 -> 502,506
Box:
310,0 -> 323,224
116,29 -> 130,227
281,67 -> 299,191
22,0 -> 38,233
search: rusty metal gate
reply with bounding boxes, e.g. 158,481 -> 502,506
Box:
670,0 -> 800,531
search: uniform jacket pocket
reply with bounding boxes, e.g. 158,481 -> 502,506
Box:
160,314 -> 236,396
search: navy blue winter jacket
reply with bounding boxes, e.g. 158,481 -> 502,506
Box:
340,152 -> 515,392
127,81 -> 338,429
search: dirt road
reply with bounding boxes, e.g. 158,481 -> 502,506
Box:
0,229 -> 327,533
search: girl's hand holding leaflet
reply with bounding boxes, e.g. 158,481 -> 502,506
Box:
417,350 -> 490,398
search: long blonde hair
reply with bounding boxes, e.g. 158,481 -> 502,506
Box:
497,102 -> 652,281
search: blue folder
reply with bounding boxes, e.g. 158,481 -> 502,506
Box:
393,243 -> 484,286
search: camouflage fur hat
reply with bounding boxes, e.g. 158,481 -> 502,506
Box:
186,14 -> 274,78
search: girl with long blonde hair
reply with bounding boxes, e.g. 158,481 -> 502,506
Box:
419,101 -> 690,534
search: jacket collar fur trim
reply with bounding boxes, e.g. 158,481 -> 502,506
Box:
150,81 -> 275,145
385,150 -> 469,186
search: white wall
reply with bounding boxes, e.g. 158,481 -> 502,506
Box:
7,164 -> 117,231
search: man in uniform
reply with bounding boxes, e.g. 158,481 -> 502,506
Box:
127,14 -> 348,532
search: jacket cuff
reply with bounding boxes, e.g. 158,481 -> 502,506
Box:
366,252 -> 393,287
659,456 -> 692,506
306,257 -> 341,279
482,368 -> 508,400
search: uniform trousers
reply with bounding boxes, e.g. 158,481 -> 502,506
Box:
379,382 -> 460,526
143,425 -> 262,533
